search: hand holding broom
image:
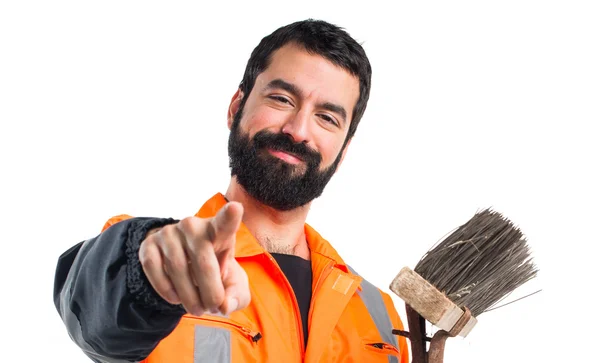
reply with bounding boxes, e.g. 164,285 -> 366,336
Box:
390,208 -> 539,363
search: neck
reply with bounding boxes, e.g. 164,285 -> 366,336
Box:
225,177 -> 311,259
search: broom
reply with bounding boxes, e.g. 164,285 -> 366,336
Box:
389,208 -> 539,363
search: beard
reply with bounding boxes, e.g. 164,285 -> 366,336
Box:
228,108 -> 342,211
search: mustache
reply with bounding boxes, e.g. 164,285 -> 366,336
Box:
253,130 -> 322,165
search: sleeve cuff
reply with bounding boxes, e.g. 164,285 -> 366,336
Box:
125,218 -> 184,313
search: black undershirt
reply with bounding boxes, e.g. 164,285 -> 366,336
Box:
271,253 -> 313,348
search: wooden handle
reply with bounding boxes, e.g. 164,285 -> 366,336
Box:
405,304 -> 428,363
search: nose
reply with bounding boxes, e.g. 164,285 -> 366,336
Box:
281,108 -> 311,144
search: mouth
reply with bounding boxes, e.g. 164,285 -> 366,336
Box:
266,148 -> 304,165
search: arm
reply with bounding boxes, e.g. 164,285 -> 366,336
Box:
53,216 -> 185,362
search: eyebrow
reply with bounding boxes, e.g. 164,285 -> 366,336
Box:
263,78 -> 348,124
320,102 -> 347,124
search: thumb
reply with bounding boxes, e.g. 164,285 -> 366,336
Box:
209,201 -> 244,253
219,260 -> 251,315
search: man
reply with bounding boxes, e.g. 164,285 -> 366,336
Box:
54,19 -> 409,363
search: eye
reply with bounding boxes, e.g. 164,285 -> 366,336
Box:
268,95 -> 292,105
318,114 -> 339,127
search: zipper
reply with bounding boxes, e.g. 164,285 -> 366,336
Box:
189,315 -> 262,343
364,342 -> 400,355
307,261 -> 334,324
266,253 -> 306,359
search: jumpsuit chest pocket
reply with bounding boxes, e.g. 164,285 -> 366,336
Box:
359,339 -> 401,362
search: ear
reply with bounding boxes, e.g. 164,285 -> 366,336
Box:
336,138 -> 352,172
227,89 -> 244,130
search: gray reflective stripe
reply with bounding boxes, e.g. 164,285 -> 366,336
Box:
194,325 -> 231,363
59,240 -> 140,363
348,266 -> 399,363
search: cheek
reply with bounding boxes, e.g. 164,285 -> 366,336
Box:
240,107 -> 283,134
317,137 -> 345,167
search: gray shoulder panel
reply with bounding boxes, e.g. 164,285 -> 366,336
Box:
348,265 -> 399,363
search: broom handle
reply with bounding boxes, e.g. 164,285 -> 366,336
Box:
405,305 -> 473,363
426,306 -> 473,363
427,331 -> 450,363
406,304 -> 428,363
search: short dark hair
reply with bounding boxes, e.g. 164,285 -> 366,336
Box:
239,19 -> 372,141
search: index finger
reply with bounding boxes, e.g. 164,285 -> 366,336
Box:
208,201 -> 244,252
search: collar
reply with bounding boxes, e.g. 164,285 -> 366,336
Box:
194,192 -> 349,271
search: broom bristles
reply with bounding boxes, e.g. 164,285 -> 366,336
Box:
414,208 -> 538,317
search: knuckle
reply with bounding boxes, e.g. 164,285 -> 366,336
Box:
158,224 -> 179,243
178,216 -> 201,235
142,232 -> 159,247
138,248 -> 151,267
164,254 -> 188,273
192,250 -> 216,274
139,245 -> 158,268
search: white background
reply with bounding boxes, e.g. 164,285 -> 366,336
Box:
1,1 -> 598,362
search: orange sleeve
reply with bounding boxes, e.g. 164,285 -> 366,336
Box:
101,214 -> 134,232
381,292 -> 410,363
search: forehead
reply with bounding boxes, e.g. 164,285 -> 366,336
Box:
255,44 -> 359,114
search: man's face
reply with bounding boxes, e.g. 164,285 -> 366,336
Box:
227,43 -> 360,210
